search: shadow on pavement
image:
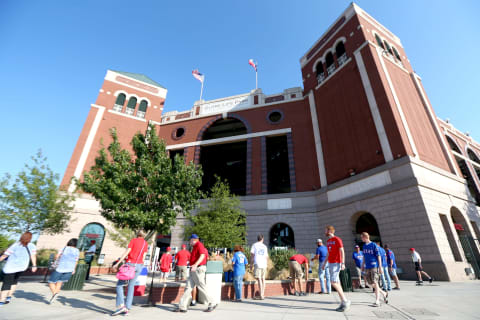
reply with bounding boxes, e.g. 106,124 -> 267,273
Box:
239,299 -> 336,311
14,290 -> 49,304
92,293 -> 115,300
56,296 -> 112,314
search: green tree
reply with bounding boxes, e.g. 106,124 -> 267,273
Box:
0,234 -> 15,252
107,225 -> 137,248
77,124 -> 203,236
185,177 -> 247,248
0,150 -> 73,235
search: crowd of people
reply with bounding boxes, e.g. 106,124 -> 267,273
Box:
0,226 -> 434,315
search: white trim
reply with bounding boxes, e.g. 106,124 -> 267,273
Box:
308,91 -> 328,186
311,37 -> 347,73
411,73 -> 459,176
105,70 -> 168,98
138,97 -> 151,107
354,50 -> 394,162
314,57 -> 352,90
127,94 -> 139,102
113,90 -> 128,97
107,109 -> 147,122
333,37 -> 347,50
375,46 -> 418,157
68,105 -> 105,192
166,128 -> 292,150
452,151 -> 480,170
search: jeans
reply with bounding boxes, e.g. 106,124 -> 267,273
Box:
233,274 -> 244,300
380,266 -> 391,290
318,263 -> 331,293
116,263 -> 143,310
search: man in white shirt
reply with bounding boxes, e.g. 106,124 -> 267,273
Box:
410,248 -> 433,285
250,234 -> 268,300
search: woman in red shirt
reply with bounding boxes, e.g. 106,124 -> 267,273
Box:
159,247 -> 173,282
111,231 -> 148,316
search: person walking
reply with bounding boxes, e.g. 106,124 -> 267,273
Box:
352,245 -> 368,289
175,234 -> 217,313
84,240 -> 96,281
231,245 -> 248,302
175,244 -> 190,281
48,238 -> 80,304
384,245 -> 400,290
0,232 -> 37,307
321,226 -> 351,312
361,232 -> 388,307
159,247 -> 173,282
312,239 -> 330,294
410,248 -> 433,285
377,242 -> 391,291
111,231 -> 148,316
288,254 -> 309,296
250,234 -> 268,300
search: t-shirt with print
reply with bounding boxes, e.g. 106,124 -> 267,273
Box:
3,242 -> 36,274
56,246 -> 80,273
411,251 -> 421,262
175,249 -> 191,267
386,249 -> 397,268
316,245 -> 328,265
378,247 -> 388,267
290,254 -> 308,265
326,236 -> 344,264
127,238 -> 147,264
352,251 -> 364,268
191,241 -> 208,266
362,242 -> 380,269
232,251 -> 248,276
160,253 -> 173,272
250,242 -> 268,268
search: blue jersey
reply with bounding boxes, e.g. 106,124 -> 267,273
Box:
362,242 -> 380,269
352,251 -> 364,268
232,251 -> 248,276
316,245 -> 328,264
386,249 -> 397,268
378,247 -> 388,267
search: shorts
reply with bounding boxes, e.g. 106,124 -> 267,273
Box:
328,263 -> 341,283
365,268 -> 379,285
176,265 -> 188,279
288,261 -> 304,279
160,271 -> 169,278
1,271 -> 23,291
48,270 -> 73,283
254,265 -> 266,279
389,268 -> 397,277
354,266 -> 362,278
414,262 -> 423,271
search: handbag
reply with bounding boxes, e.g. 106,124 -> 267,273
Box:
116,240 -> 146,280
50,247 -> 66,270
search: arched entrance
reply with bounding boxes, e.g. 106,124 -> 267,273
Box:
200,118 -> 248,195
354,212 -> 381,247
78,223 -> 105,254
269,223 -> 295,248
451,207 -> 480,278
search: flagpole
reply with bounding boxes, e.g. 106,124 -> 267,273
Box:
255,67 -> 258,89
200,79 -> 204,101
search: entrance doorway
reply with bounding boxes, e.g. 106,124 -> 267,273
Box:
451,207 -> 480,279
269,223 -> 295,248
78,223 -> 105,255
354,212 -> 381,247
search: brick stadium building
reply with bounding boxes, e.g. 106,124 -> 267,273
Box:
38,3 -> 480,281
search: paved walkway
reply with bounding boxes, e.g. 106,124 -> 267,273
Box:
0,276 -> 479,319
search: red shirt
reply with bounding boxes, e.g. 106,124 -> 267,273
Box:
160,253 -> 172,272
175,249 -> 191,266
290,254 -> 308,264
127,238 -> 147,263
190,241 -> 208,266
326,236 -> 344,263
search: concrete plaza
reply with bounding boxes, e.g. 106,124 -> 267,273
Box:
0,276 -> 479,320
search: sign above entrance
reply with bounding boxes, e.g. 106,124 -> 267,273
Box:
199,94 -> 250,116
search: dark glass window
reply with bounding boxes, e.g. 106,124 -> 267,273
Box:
392,47 -> 401,61
202,118 -> 247,140
375,34 -> 385,49
266,135 -> 290,194
126,97 -> 137,111
270,223 -> 295,248
325,52 -> 335,71
138,100 -> 148,112
384,40 -> 393,55
316,61 -> 324,76
115,93 -> 126,106
335,41 -> 346,57
267,111 -> 283,124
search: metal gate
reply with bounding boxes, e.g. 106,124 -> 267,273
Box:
459,235 -> 480,279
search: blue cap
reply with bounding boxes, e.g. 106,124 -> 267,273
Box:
190,234 -> 199,239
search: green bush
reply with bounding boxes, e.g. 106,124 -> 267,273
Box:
36,248 -> 58,267
0,234 -> 15,253
269,248 -> 298,271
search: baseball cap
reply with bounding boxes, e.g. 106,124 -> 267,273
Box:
182,244 -> 187,248
354,245 -> 360,248
409,248 -> 415,251
166,247 -> 171,251
316,239 -> 322,243
190,234 -> 199,239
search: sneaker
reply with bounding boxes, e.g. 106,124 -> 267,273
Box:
190,300 -> 196,306
429,278 -> 433,284
300,292 -> 306,296
343,300 -> 351,311
393,287 -> 400,290
173,308 -> 187,313
111,307 -> 127,316
49,293 -> 58,305
416,281 -> 423,286
294,291 -> 300,296
365,285 -> 370,289
359,286 -> 365,289
370,301 -> 381,307
5,297 -> 12,304
204,304 -> 217,312
383,291 -> 389,304
335,304 -> 345,312
0,302 -> 5,307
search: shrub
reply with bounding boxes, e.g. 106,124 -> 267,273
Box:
0,234 -> 14,253
36,248 -> 58,267
269,248 -> 298,271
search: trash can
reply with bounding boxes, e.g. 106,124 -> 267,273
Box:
198,261 -> 223,304
63,263 -> 88,291
339,268 -> 353,292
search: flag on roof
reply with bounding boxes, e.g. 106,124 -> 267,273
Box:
248,59 -> 257,72
192,69 -> 204,83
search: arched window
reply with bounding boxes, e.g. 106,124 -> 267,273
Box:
325,52 -> 335,74
392,47 -> 401,61
467,149 -> 480,184
270,223 -> 295,248
78,223 -> 105,254
375,34 -> 385,49
125,97 -> 137,115
114,93 -> 126,112
202,118 -> 247,140
355,212 -> 381,246
383,40 -> 393,55
316,61 -> 325,83
137,100 -> 148,118
451,207 -> 480,277
335,41 -> 347,66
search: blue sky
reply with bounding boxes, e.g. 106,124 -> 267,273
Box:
0,0 -> 479,179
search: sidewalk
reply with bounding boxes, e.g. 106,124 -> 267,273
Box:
0,276 -> 479,319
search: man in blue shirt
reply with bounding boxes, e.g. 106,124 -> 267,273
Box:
384,244 -> 400,290
352,245 -> 368,289
377,242 -> 391,291
311,239 -> 330,294
362,233 -> 388,307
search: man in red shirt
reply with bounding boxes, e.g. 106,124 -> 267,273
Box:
175,244 -> 191,281
159,247 -> 173,282
288,254 -> 309,296
321,225 -> 351,312
175,234 -> 216,313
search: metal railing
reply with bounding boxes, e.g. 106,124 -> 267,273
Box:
327,64 -> 336,75
113,104 -> 123,112
136,111 -> 146,119
125,108 -> 134,115
338,53 -> 348,66
317,73 -> 326,85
